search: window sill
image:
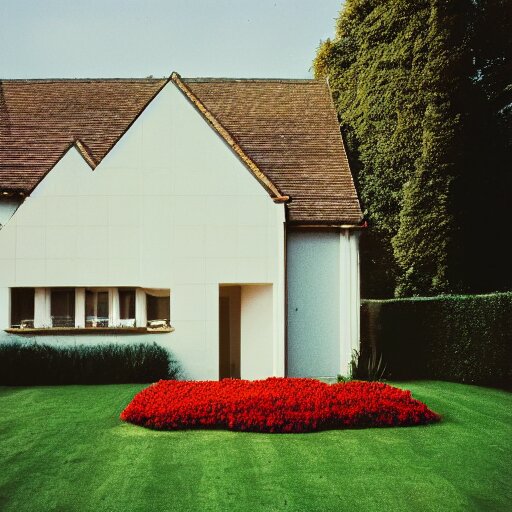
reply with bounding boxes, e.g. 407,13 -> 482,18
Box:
5,327 -> 175,336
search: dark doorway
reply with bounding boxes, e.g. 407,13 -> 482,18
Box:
219,286 -> 241,379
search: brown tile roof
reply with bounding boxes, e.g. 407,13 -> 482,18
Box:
0,78 -> 167,193
180,76 -> 362,224
0,75 -> 363,225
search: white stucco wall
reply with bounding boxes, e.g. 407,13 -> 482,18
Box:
286,229 -> 360,377
0,81 -> 285,380
0,199 -> 21,228
240,284 -> 274,380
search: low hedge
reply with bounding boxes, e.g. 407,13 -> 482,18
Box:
0,342 -> 180,385
361,292 -> 512,388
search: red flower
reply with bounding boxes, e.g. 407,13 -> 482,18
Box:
120,378 -> 440,433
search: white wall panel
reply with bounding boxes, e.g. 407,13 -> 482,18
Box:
14,198 -> 45,227
287,230 -> 341,377
45,227 -> 77,259
0,260 -> 15,285
204,226 -> 238,258
46,259 -> 77,284
240,285 -> 273,379
108,197 -> 141,226
75,196 -> 109,226
77,227 -> 109,259
108,258 -> 140,284
0,287 -> 10,330
205,258 -> 238,284
238,227 -> 268,259
45,197 -> 78,226
0,200 -> 21,228
75,259 -> 109,286
0,223 -> 16,259
16,226 -> 45,258
15,259 -> 46,286
173,226 -> 205,257
173,258 -> 206,285
237,258 -> 268,283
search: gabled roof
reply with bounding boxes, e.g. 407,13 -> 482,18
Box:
0,74 -> 363,225
0,78 -> 167,193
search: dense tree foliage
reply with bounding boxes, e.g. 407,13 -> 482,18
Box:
314,0 -> 511,297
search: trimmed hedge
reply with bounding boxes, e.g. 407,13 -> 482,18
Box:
361,292 -> 512,388
0,342 -> 180,385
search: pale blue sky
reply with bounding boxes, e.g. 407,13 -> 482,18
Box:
0,0 -> 342,79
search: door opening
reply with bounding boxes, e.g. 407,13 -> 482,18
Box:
219,286 -> 241,379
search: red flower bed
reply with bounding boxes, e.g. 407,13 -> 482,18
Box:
121,378 -> 440,433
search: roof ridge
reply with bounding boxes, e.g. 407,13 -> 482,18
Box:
182,77 -> 320,84
0,78 -> 166,83
171,72 -> 289,203
1,77 -> 318,84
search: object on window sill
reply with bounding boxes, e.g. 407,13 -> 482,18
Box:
147,319 -> 170,330
118,318 -> 136,328
15,319 -> 35,329
85,316 -> 109,328
5,326 -> 174,335
51,315 -> 75,328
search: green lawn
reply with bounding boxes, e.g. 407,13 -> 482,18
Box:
0,381 -> 510,512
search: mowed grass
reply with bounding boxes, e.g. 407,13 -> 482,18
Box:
0,381 -> 510,512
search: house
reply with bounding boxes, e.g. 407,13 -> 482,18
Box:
0,73 -> 364,380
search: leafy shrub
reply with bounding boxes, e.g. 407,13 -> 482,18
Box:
361,292 -> 512,388
0,342 -> 180,385
121,378 -> 440,433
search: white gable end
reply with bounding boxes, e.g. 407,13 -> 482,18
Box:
0,81 -> 285,380
0,81 -> 283,286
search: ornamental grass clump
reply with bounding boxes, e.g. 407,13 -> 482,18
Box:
121,377 -> 440,433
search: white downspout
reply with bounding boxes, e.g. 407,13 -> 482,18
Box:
273,206 -> 286,377
339,229 -> 361,376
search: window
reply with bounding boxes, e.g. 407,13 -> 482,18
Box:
51,288 -> 75,327
85,290 -> 109,328
10,288 -> 35,328
146,290 -> 170,329
119,289 -> 135,327
6,287 -> 172,333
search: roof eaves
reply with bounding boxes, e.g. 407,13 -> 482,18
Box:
324,77 -> 364,218
287,220 -> 367,229
170,72 -> 289,203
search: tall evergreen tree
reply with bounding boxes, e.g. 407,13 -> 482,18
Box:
392,1 -> 472,295
314,0 -> 511,297
315,0 -> 431,297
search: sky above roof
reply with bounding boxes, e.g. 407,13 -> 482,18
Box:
0,0 -> 342,79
